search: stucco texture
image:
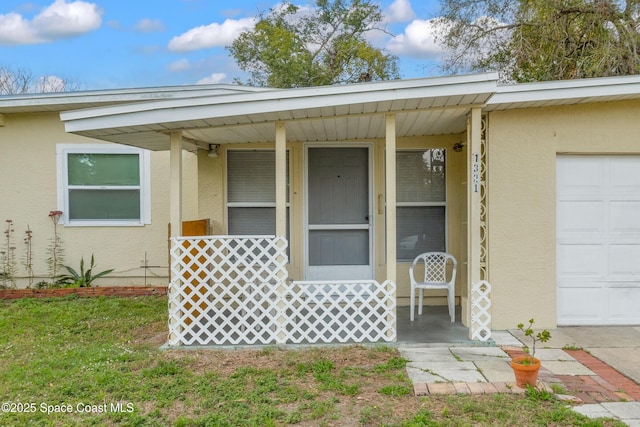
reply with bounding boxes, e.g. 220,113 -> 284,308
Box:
0,112 -> 198,287
486,100 -> 640,329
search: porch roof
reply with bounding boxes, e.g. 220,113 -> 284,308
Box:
60,73 -> 499,151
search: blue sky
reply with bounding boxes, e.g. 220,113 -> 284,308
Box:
0,0 -> 445,90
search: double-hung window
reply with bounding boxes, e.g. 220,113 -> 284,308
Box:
57,144 -> 151,226
226,150 -> 289,237
396,149 -> 446,261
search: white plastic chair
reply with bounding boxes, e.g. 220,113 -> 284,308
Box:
409,252 -> 457,322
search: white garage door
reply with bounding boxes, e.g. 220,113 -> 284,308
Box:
557,155 -> 640,325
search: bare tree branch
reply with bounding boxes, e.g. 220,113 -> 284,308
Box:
0,66 -> 82,95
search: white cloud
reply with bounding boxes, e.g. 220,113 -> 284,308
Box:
386,0 -> 415,23
0,13 -> 41,44
387,19 -> 446,58
196,73 -> 227,84
167,58 -> 192,72
168,17 -> 255,52
0,0 -> 102,45
33,0 -> 101,38
134,18 -> 165,33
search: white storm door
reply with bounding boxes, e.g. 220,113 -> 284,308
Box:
557,155 -> 640,325
305,147 -> 373,280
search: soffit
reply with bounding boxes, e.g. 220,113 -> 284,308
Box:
61,73 -> 499,151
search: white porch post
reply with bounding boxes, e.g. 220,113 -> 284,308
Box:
385,114 -> 397,282
467,108 -> 482,336
170,131 -> 183,237
168,131 -> 183,346
385,114 -> 397,341
275,121 -> 288,344
275,121 -> 287,238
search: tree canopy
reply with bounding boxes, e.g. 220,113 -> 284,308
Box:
227,0 -> 400,88
437,0 -> 640,82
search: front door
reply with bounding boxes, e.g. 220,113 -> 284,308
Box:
305,147 -> 373,280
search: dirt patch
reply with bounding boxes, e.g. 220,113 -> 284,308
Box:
163,345 -> 396,376
159,345 -> 421,424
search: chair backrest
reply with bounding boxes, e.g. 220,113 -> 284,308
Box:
412,252 -> 457,283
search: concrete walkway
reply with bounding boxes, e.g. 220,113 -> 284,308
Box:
399,327 -> 640,426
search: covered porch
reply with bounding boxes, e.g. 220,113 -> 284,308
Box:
61,73 -> 497,347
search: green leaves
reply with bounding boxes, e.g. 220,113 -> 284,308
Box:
516,318 -> 552,362
57,254 -> 114,288
439,0 -> 640,82
228,0 -> 399,88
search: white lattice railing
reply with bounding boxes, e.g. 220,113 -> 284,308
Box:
470,280 -> 492,342
167,236 -> 396,346
284,281 -> 396,344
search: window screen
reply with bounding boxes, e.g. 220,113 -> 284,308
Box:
396,149 -> 446,260
227,150 -> 289,237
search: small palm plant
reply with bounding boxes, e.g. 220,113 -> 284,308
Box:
57,254 -> 113,288
516,318 -> 551,365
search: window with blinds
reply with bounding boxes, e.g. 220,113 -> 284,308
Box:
396,149 -> 446,261
226,150 -> 289,237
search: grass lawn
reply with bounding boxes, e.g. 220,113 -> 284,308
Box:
0,295 -> 626,426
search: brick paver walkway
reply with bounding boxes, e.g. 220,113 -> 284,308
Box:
560,349 -> 640,403
417,348 -> 640,404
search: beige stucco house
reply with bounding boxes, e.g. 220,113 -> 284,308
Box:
2,73 -> 639,344
0,85 -> 268,291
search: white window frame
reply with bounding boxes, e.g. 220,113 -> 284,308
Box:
56,144 -> 151,227
396,148 -> 448,262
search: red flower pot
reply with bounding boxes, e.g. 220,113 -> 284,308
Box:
510,356 -> 541,388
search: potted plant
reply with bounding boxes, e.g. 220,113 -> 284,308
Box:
511,318 -> 551,387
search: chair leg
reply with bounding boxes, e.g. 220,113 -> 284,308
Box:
447,288 -> 455,323
410,286 -> 415,321
418,289 -> 424,316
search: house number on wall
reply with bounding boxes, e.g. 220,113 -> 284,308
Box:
472,153 -> 480,193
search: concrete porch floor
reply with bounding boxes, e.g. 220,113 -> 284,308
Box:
396,305 -> 482,346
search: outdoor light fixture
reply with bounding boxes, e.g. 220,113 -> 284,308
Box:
453,142 -> 465,152
208,144 -> 220,158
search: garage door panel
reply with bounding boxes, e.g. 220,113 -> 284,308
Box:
609,201 -> 640,233
611,157 -> 640,190
557,157 -> 604,194
557,201 -> 603,234
609,286 -> 640,323
557,287 -> 605,322
608,245 -> 640,276
557,155 -> 640,326
557,244 -> 603,277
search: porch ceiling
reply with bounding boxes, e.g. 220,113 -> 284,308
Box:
61,73 -> 499,151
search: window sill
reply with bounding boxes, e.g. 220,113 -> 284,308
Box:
63,221 -> 147,227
